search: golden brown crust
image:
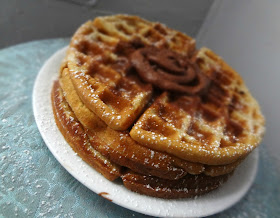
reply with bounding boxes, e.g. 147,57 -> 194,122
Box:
130,48 -> 265,165
65,14 -> 265,165
86,128 -> 205,180
59,67 -> 106,130
50,14 -> 265,198
51,80 -> 121,181
204,157 -> 244,176
59,66 -> 204,179
58,66 -> 242,178
121,170 -> 231,199
66,15 -> 195,131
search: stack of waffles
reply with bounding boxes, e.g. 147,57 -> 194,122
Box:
51,15 -> 265,199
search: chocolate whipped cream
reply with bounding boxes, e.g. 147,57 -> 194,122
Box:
130,46 -> 210,95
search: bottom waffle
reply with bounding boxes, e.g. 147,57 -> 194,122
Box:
51,79 -> 234,199
122,170 -> 231,199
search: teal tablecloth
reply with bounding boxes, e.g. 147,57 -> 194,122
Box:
0,39 -> 279,217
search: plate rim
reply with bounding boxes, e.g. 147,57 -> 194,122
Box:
32,46 -> 259,218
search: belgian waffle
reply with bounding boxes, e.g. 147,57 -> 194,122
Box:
59,67 -> 203,180
122,170 -> 231,199
51,14 -> 265,198
59,66 -> 243,179
66,15 -> 195,131
130,48 -> 265,165
52,78 -> 232,198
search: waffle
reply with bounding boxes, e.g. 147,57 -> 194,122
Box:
51,80 -> 121,181
59,65 -> 242,179
66,15 -> 195,131
59,67 -> 106,130
59,67 -> 201,180
131,48 -> 265,165
51,14 -> 265,198
53,75 -> 233,198
64,14 -> 264,165
122,170 -> 231,199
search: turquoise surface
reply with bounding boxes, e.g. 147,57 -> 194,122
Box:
0,39 -> 279,217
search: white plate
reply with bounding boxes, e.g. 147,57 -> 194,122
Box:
33,47 -> 259,218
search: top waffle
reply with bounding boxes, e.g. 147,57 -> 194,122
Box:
66,15 -> 195,130
66,15 -> 265,165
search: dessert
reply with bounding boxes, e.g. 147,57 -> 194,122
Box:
51,15 -> 265,198
51,80 -> 121,181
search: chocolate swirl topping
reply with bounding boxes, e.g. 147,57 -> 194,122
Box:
130,46 -> 209,95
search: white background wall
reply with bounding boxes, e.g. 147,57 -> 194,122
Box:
0,0 -> 213,48
197,0 -> 280,163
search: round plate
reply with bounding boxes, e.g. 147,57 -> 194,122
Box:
33,47 -> 259,218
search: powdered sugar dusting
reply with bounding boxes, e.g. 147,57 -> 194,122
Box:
32,46 -> 260,218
